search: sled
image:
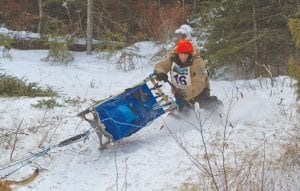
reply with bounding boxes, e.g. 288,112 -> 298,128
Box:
77,75 -> 177,150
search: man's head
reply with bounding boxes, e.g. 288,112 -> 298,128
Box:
176,40 -> 193,64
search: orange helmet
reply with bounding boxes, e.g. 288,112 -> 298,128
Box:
176,40 -> 193,54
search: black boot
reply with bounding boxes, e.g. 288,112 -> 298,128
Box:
203,96 -> 223,110
196,88 -> 223,110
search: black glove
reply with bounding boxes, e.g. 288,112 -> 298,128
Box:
155,72 -> 168,82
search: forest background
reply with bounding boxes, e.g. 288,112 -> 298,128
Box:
0,0 -> 299,86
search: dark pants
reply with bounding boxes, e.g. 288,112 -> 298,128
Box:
195,88 -> 221,109
174,88 -> 222,111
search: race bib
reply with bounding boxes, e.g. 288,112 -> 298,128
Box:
170,62 -> 191,89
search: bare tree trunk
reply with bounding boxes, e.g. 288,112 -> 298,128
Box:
65,3 -> 73,27
38,0 -> 42,34
183,0 -> 185,10
251,3 -> 259,77
87,0 -> 93,55
193,0 -> 196,13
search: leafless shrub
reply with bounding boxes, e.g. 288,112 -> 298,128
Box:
114,50 -> 145,72
121,157 -> 129,191
280,142 -> 300,168
151,43 -> 173,62
114,149 -> 129,191
115,149 -> 119,191
279,113 -> 300,170
179,182 -> 199,191
10,120 -> 23,161
0,119 -> 29,151
0,128 -> 28,150
171,84 -> 299,191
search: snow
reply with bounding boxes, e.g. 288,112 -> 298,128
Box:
0,26 -> 101,45
0,42 -> 299,191
0,27 -> 41,40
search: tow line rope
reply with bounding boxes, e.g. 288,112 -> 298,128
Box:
0,109 -> 166,180
0,125 -> 93,180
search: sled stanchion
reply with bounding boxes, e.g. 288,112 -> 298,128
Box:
77,108 -> 113,150
92,111 -> 113,150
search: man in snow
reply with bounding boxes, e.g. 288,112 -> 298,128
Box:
154,39 -> 221,111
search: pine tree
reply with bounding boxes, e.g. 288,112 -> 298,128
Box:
288,11 -> 300,100
199,0 -> 299,78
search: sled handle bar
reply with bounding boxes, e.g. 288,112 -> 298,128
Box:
149,73 -> 185,98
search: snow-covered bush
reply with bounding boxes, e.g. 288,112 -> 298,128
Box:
42,36 -> 74,65
115,50 -> 144,71
151,41 -> 175,62
98,44 -> 146,72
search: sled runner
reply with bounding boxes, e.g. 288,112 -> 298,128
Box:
78,75 -> 177,150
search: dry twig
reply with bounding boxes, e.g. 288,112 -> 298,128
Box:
10,120 -> 23,161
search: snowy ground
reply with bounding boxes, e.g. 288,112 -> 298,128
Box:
0,43 -> 299,191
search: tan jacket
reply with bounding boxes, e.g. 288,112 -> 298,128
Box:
155,54 -> 210,101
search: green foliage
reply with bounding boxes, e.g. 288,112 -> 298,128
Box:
43,17 -> 68,36
63,97 -> 84,106
288,57 -> 300,100
198,0 -> 298,77
0,35 -> 14,49
32,97 -> 84,109
288,15 -> 300,100
0,74 -> 57,97
43,36 -> 74,65
96,30 -> 125,53
31,98 -> 63,109
0,34 -> 14,58
289,14 -> 300,48
288,12 -> 300,100
41,16 -> 74,65
42,0 -> 87,35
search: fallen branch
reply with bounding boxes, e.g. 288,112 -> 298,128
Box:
0,131 -> 28,138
